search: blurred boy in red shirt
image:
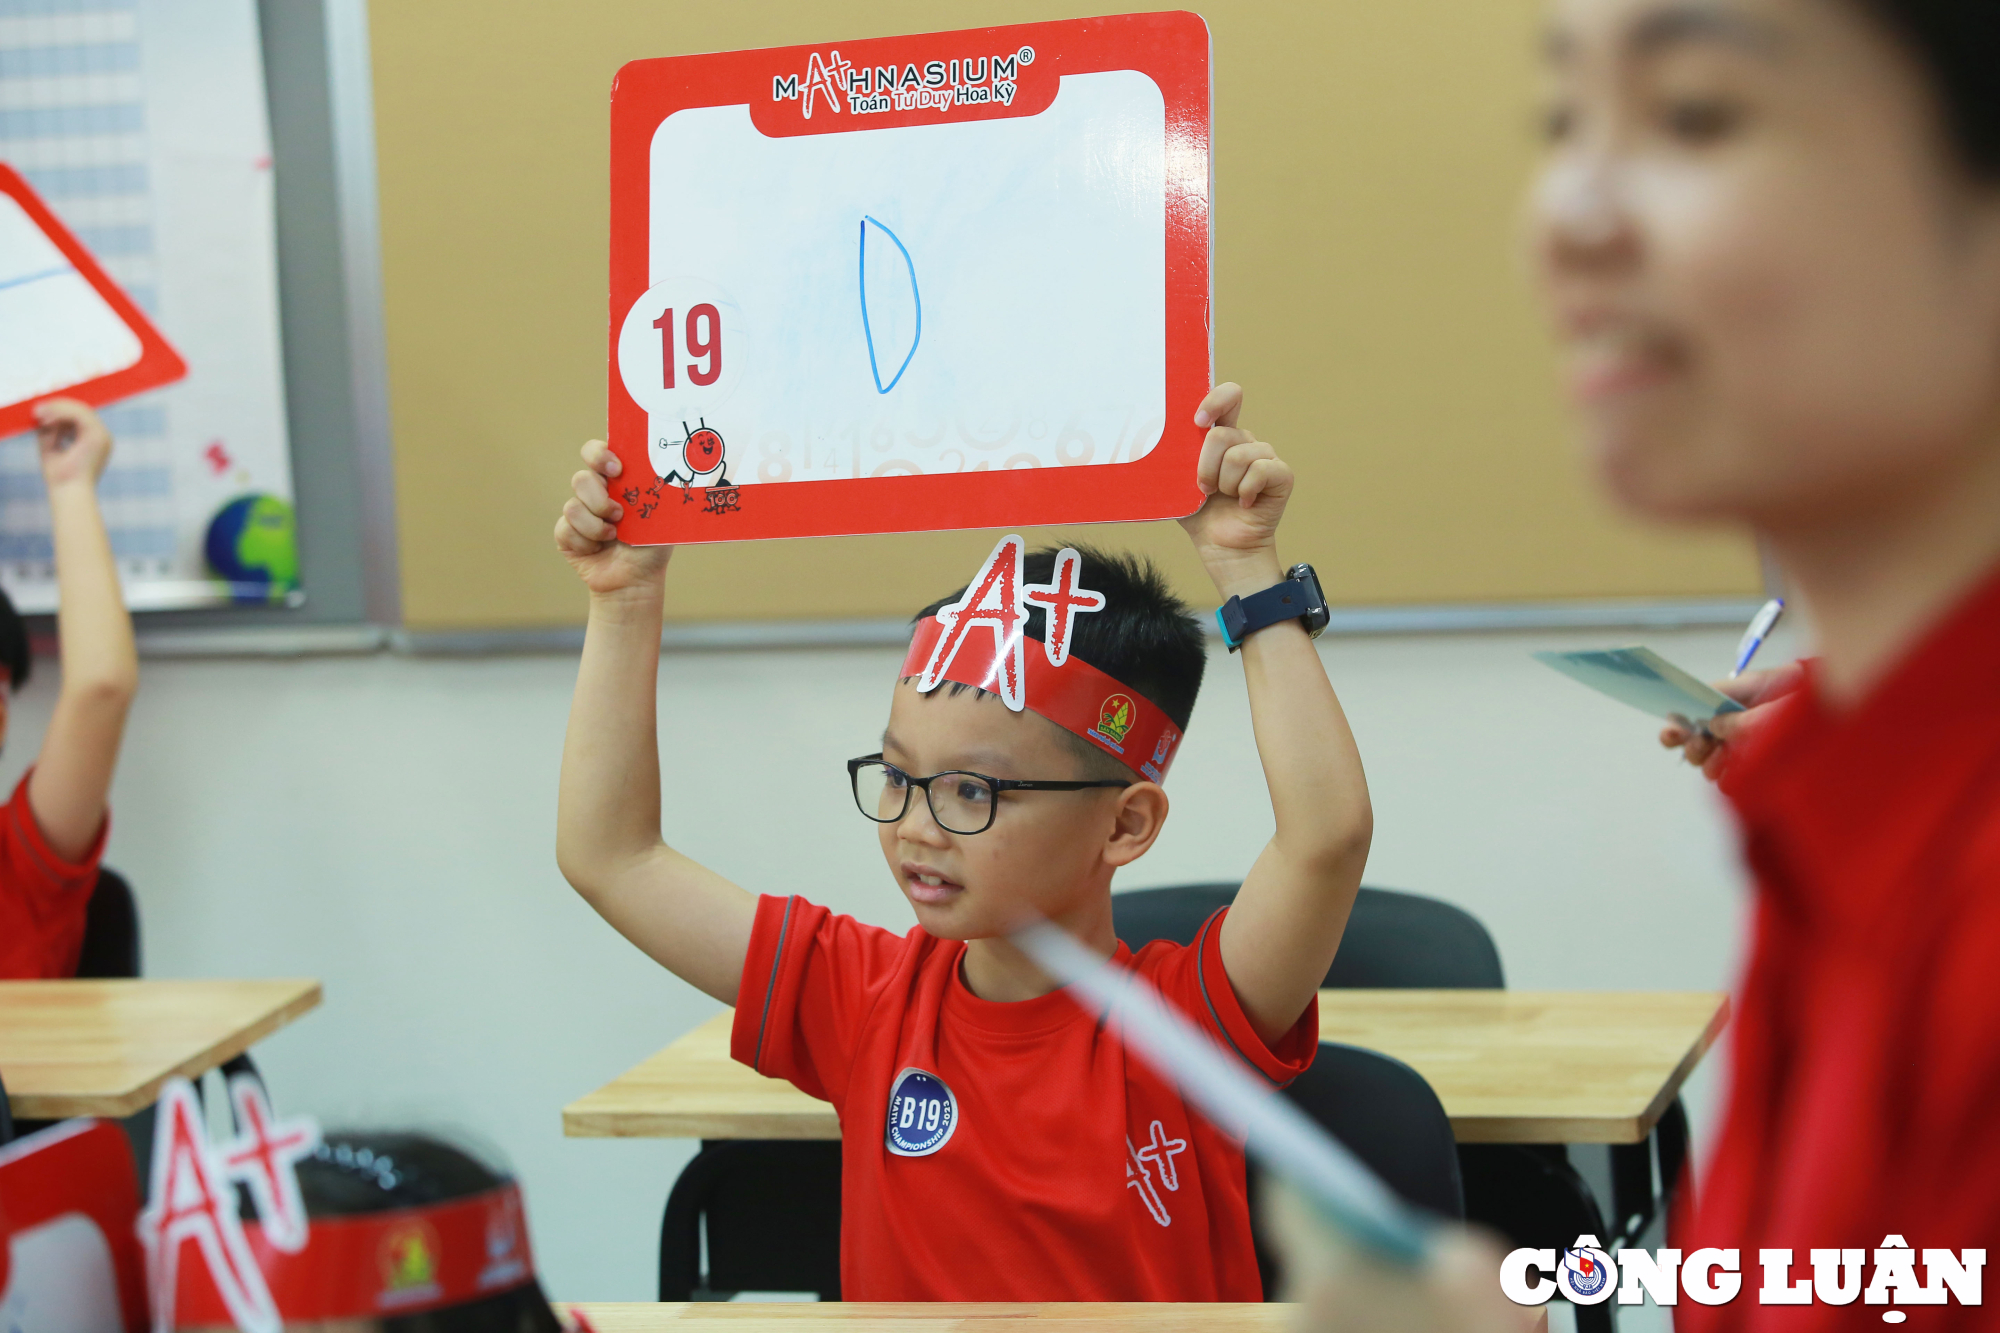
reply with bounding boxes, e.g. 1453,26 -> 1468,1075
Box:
0,399 -> 140,978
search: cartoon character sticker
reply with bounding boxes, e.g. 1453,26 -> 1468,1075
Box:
658,419 -> 735,489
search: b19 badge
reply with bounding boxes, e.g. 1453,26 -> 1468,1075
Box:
885,1067 -> 958,1157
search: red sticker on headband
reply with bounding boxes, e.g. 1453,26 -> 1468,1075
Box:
905,536 -> 1183,781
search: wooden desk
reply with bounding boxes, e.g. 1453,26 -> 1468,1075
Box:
559,1304 -> 1291,1332
0,979 -> 322,1119
564,990 -> 1726,1146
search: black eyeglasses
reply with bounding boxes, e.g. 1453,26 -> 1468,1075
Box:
847,754 -> 1131,835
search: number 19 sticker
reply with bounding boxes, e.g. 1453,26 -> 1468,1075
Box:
615,276 -> 748,485
885,1067 -> 958,1157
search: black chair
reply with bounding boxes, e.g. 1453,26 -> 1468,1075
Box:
1251,1040 -> 1465,1296
659,1140 -> 842,1300
0,1065 -> 12,1146
1283,1042 -> 1464,1219
1111,882 -> 1503,989
1116,883 -> 1670,1331
75,867 -> 141,979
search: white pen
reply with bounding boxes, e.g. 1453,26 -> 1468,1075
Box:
1732,597 -> 1785,678
1012,918 -> 1433,1266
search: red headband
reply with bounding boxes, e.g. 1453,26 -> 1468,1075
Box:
900,537 -> 1184,782
174,1183 -> 538,1322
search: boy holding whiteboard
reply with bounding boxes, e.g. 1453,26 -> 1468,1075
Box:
555,382 -> 1372,1300
0,399 -> 139,978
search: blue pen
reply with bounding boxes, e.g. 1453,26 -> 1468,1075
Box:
1731,597 -> 1785,678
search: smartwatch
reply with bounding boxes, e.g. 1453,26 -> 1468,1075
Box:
1216,564 -> 1330,652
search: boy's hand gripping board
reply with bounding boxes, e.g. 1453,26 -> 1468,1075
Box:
0,164 -> 187,437
608,13 -> 1212,543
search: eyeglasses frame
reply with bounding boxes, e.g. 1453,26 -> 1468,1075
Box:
846,752 -> 1133,835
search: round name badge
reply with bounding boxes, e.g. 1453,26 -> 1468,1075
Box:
884,1067 -> 958,1157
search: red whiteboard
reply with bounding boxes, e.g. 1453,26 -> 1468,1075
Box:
607,12 -> 1212,544
0,164 -> 186,438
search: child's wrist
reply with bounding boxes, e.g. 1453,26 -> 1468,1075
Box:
589,583 -> 666,623
1203,548 -> 1286,600
43,473 -> 96,498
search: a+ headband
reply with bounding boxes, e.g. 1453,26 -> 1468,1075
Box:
175,1182 -> 540,1323
901,536 -> 1185,783
141,1073 -> 555,1329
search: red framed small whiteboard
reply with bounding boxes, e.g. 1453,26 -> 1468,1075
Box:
0,164 -> 186,438
0,1119 -> 148,1331
608,12 -> 1212,544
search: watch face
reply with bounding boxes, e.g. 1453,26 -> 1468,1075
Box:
1288,563 -> 1331,635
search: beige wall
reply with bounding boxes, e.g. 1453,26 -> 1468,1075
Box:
367,1 -> 1759,630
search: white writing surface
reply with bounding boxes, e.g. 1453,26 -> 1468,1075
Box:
616,70 -> 1167,490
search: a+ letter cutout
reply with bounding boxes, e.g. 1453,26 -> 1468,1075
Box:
221,1074 -> 322,1253
1022,547 -> 1106,667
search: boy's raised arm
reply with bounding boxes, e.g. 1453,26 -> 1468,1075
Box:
27,399 -> 138,863
555,439 -> 755,1004
1183,383 -> 1373,1046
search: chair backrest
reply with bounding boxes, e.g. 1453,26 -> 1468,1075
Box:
659,1140 -> 842,1301
1110,882 -> 1235,949
1251,1041 -> 1465,1296
1281,1042 -> 1465,1220
1324,886 -> 1503,989
74,868 -> 140,979
1112,884 -> 1504,989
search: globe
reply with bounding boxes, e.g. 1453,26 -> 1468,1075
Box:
204,494 -> 299,604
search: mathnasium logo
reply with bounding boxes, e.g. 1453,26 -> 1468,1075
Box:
1503,1235 -> 1985,1320
772,45 -> 1034,120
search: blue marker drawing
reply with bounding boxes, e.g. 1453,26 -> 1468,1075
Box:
0,264 -> 73,294
858,216 -> 920,394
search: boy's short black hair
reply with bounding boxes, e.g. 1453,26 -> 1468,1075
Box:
1850,1 -> 2000,180
909,544 -> 1207,765
0,586 -> 29,692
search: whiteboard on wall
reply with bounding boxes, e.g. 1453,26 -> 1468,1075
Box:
0,0 -> 297,611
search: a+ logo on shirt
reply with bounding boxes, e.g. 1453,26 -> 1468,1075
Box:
1125,1120 -> 1189,1227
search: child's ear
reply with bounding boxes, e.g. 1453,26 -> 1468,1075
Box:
1103,783 -> 1168,867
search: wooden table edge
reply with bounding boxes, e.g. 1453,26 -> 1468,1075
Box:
8,978 -> 323,1121
560,990 -> 1734,1145
1446,991 -> 1729,1145
554,1301 -> 1300,1322
563,1107 -> 841,1140
1627,989 -> 1731,1144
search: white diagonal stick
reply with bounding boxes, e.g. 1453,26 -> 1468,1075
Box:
1012,920 -> 1433,1266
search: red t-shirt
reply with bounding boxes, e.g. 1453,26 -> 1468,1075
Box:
731,894 -> 1318,1301
0,770 -> 109,979
1684,564 -> 2000,1330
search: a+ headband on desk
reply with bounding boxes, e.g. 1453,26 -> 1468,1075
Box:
901,536 -> 1185,783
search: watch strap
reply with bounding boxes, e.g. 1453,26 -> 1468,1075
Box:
1216,578 -> 1311,652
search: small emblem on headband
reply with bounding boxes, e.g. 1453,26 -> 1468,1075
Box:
478,1190 -> 530,1290
1090,694 -> 1135,752
379,1219 -> 444,1308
